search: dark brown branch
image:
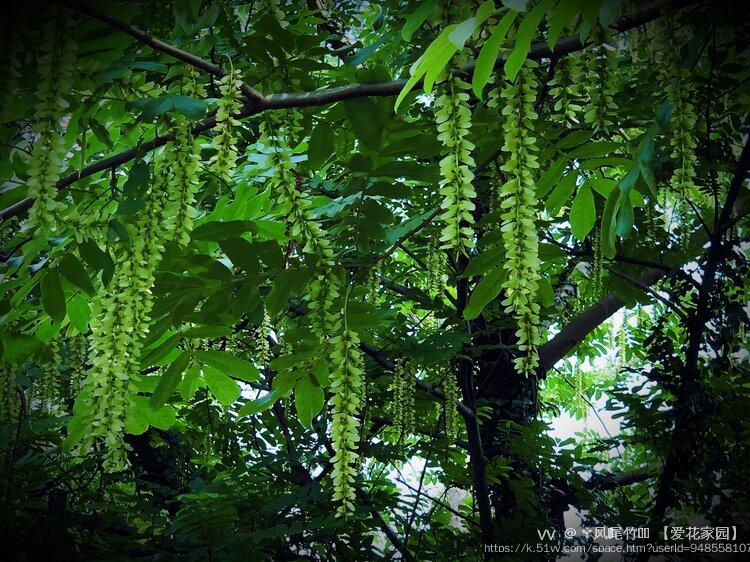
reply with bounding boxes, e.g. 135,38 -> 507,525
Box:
455,252 -> 494,547
585,468 -> 658,491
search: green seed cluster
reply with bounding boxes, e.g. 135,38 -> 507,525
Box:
26,12 -> 77,233
255,117 -> 344,349
498,64 -> 542,376
358,377 -> 371,445
583,29 -> 618,134
548,54 -> 583,126
307,265 -> 341,348
435,77 -> 476,254
617,315 -> 628,369
183,67 -> 207,99
210,69 -> 243,182
166,121 -> 202,246
591,229 -> 603,300
391,358 -> 415,438
329,326 -> 364,517
0,363 -> 19,425
424,242 -> 444,297
253,311 -> 272,368
259,113 -> 330,254
69,333 -> 88,397
72,158 -> 173,472
656,20 -> 698,193
365,262 -> 381,304
442,366 -> 461,439
37,337 -> 61,414
574,367 -> 586,413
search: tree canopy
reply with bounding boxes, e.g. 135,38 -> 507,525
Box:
1,0 -> 749,560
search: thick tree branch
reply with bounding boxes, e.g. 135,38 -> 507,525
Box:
585,468 -> 658,491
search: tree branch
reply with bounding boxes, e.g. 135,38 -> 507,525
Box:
585,468 -> 658,491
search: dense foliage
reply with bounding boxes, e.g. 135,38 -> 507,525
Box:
1,0 -> 748,560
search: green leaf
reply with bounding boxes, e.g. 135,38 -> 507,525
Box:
172,95 -> 208,120
180,364 -> 201,400
108,219 -> 130,245
269,350 -> 318,371
535,156 -> 567,198
129,94 -> 206,121
395,26 -> 457,110
600,185 -> 620,259
464,266 -> 508,320
615,190 -> 634,238
502,0 -> 528,10
568,141 -> 620,159
141,334 -> 182,368
599,0 -> 623,27
422,27 -> 460,94
1,335 -> 42,363
116,199 -> 145,217
68,294 -> 91,333
78,239 -> 109,272
589,177 -> 617,198
639,162 -> 658,200
475,1 -> 497,28
150,351 -> 191,410
220,237 -> 260,274
195,350 -> 260,382
41,271 -> 66,323
547,0 -> 581,49
149,403 -> 177,430
63,411 -> 92,450
401,0 -> 437,41
60,254 -> 95,295
545,172 -> 577,215
295,375 -> 324,429
203,366 -> 241,406
569,182 -> 596,240
472,10 -> 517,97
266,269 -> 303,315
238,391 -> 280,416
308,122 -> 335,169
191,220 -> 254,241
250,220 -> 287,240
125,396 -> 176,434
180,325 -> 231,338
557,129 -> 593,149
464,245 -> 505,277
504,0 -> 552,81
448,17 -> 477,48
344,98 -> 385,149
89,118 -> 113,148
